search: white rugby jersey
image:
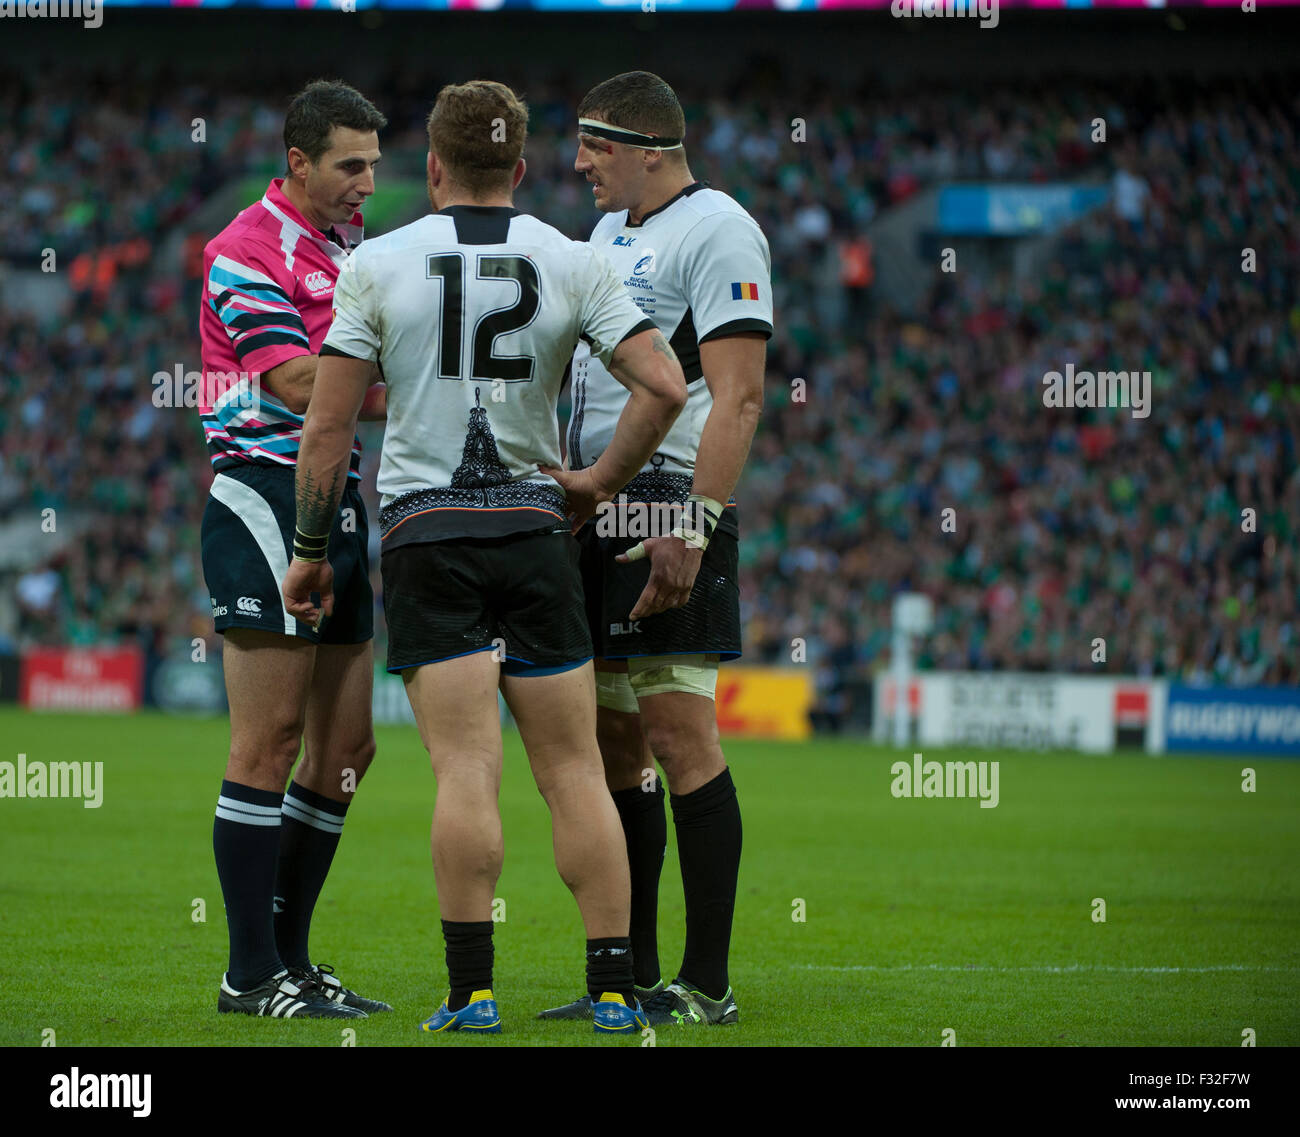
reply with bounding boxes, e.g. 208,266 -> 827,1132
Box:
566,183 -> 773,502
323,205 -> 653,547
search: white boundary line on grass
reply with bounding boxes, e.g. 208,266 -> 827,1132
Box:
801,964 -> 1299,974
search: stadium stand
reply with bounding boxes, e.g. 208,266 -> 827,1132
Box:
1,64 -> 1296,730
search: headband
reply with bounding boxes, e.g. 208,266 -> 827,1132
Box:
577,117 -> 683,151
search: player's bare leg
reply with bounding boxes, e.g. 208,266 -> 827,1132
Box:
595,660 -> 653,792
636,689 -> 725,795
504,660 -> 640,1023
592,659 -> 667,993
402,650 -> 506,1029
501,662 -> 631,939
404,651 -> 505,923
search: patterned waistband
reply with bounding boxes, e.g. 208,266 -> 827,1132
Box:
620,470 -> 695,503
379,482 -> 567,539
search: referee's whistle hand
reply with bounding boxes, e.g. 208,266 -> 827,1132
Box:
283,559 -> 335,630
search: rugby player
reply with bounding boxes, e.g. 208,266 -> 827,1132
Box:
282,80 -> 688,1034
200,80 -> 390,1018
540,71 -> 772,1027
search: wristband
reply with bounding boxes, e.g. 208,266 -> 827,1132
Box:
674,493 -> 723,550
670,525 -> 709,550
293,527 -> 329,564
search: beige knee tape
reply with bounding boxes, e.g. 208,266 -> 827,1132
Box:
594,668 -> 639,714
627,654 -> 720,701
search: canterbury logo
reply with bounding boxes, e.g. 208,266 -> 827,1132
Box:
236,596 -> 262,615
304,271 -> 333,293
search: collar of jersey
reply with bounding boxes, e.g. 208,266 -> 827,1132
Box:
625,181 -> 709,229
262,178 -> 363,256
437,205 -> 521,217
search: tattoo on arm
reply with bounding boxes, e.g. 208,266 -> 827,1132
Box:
297,466 -> 344,537
650,331 -> 677,362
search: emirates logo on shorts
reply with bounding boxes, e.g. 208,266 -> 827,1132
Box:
304,271 -> 333,295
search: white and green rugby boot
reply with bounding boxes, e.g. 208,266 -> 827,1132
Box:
642,981 -> 738,1026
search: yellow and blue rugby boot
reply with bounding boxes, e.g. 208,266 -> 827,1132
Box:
418,989 -> 501,1034
591,992 -> 649,1034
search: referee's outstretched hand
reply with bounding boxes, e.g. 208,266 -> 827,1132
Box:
283,558 -> 334,632
618,535 -> 703,619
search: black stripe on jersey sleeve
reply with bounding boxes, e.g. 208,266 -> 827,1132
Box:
668,307 -> 703,384
320,344 -> 369,360
699,317 -> 773,344
225,310 -> 309,335
235,331 -> 311,359
618,318 -> 657,346
211,419 -> 304,439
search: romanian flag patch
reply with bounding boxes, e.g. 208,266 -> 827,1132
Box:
730,282 -> 760,301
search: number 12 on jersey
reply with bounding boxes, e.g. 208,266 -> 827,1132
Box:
425,252 -> 540,383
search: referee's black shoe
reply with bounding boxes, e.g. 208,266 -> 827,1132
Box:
288,963 -> 393,1015
218,969 -> 366,1018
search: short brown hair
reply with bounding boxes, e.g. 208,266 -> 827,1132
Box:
577,72 -> 684,143
426,81 -> 529,196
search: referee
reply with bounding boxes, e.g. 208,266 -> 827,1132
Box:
199,81 -> 390,1018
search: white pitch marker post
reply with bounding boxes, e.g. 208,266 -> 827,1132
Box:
890,592 -> 933,748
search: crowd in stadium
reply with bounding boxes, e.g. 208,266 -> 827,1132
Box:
2,66 -> 1296,727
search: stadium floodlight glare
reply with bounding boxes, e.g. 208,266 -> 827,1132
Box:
891,592 -> 933,747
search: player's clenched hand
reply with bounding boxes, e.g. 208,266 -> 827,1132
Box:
539,464 -> 612,531
282,558 -> 334,631
618,535 -> 703,619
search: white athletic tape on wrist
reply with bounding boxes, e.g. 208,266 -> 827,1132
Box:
670,525 -> 709,551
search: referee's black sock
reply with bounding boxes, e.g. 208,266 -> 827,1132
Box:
671,767 -> 742,1002
443,919 -> 494,1011
273,781 -> 349,970
611,781 -> 667,989
586,937 -> 637,1010
213,780 -> 285,991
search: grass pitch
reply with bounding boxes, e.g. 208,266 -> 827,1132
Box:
1,709 -> 1297,1047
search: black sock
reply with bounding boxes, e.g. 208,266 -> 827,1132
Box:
611,781 -> 667,988
273,782 -> 349,970
586,937 -> 636,1008
443,920 -> 494,1011
670,767 -> 742,1001
213,780 -> 285,990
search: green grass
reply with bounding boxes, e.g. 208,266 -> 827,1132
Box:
1,709 -> 1297,1046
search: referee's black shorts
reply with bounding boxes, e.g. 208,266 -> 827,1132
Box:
576,520 -> 742,661
201,463 -> 373,645
381,528 -> 592,676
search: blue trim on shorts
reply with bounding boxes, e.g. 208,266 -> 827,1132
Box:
387,644 -> 497,674
596,651 -> 737,662
504,656 -> 592,678
387,646 -> 592,676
